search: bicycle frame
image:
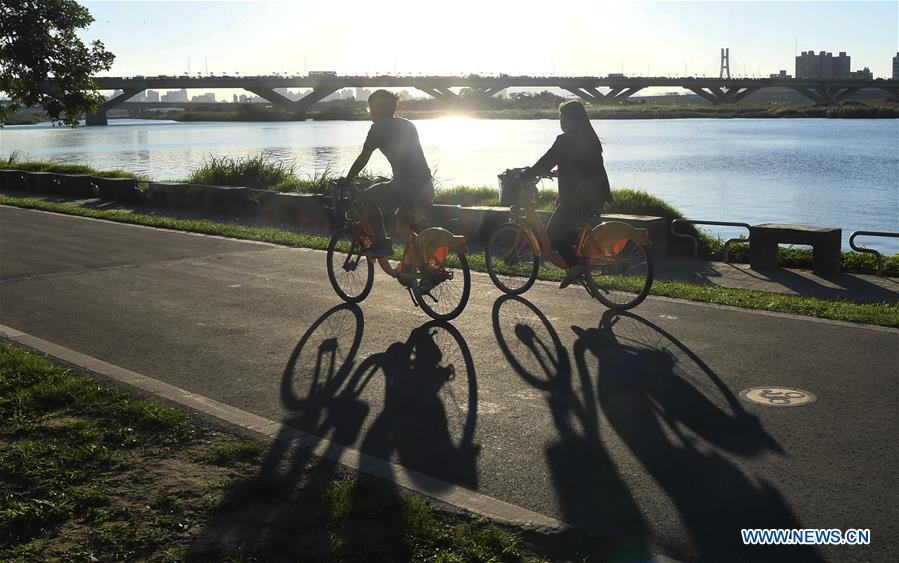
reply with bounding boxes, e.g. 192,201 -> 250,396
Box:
507,203 -> 651,269
508,204 -> 589,269
340,202 -> 465,282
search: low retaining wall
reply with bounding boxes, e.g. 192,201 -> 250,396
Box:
0,169 -> 668,254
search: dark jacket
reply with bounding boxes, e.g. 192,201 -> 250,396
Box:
531,132 -> 611,208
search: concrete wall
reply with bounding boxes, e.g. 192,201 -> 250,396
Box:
1,170 -> 668,254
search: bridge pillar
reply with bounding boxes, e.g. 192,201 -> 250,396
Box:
564,86 -> 644,104
686,86 -> 760,105
417,85 -> 510,105
245,85 -> 338,118
878,86 -> 899,101
85,88 -> 143,126
85,110 -> 108,126
416,86 -> 463,104
791,86 -> 861,104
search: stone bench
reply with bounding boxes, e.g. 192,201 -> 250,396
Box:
749,223 -> 841,275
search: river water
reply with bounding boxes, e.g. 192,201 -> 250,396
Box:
2,117 -> 897,252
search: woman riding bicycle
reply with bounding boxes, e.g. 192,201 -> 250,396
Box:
522,100 -> 612,287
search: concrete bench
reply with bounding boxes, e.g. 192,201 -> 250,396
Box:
749,223 -> 841,275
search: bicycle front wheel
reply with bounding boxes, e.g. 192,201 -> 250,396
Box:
412,252 -> 471,321
585,239 -> 653,310
326,230 -> 374,304
486,224 -> 539,295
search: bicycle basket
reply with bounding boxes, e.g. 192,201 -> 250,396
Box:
498,169 -> 537,207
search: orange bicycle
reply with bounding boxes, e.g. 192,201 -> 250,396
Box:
486,168 -> 653,310
326,179 -> 471,321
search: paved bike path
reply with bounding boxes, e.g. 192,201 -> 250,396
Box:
1,206 -> 896,562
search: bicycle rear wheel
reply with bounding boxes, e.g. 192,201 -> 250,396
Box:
326,230 -> 374,304
486,223 -> 539,295
585,239 -> 653,310
412,252 -> 471,321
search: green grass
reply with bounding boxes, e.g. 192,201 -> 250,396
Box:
1,152 -> 142,179
0,343 -> 195,548
0,344 -> 544,561
193,442 -> 266,466
321,478 -> 530,562
721,240 -> 899,277
1,194 -> 896,327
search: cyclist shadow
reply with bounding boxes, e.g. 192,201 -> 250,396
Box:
356,320 -> 480,489
577,310 -> 823,562
188,305 -> 480,559
492,295 -> 649,555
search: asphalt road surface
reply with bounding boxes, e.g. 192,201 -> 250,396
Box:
1,205 -> 896,562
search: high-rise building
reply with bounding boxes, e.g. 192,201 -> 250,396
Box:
795,51 -> 851,79
849,67 -> 873,80
145,90 -> 160,103
161,89 -> 188,102
893,52 -> 899,80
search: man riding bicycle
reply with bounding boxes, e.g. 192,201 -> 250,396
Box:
341,89 -> 434,257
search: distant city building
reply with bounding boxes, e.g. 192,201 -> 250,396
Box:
769,70 -> 792,79
145,90 -> 159,103
131,91 -> 146,103
191,92 -> 216,103
893,52 -> 899,80
162,89 -> 188,102
355,87 -> 371,101
238,94 -> 248,103
849,67 -> 873,80
795,51 -> 850,79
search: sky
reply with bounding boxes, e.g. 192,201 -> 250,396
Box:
80,0 -> 898,80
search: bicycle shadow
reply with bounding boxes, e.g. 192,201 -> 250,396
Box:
492,295 -> 649,558
188,305 -> 480,560
578,310 -> 822,562
187,303 -> 367,559
355,320 -> 480,489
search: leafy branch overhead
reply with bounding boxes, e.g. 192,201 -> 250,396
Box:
0,0 -> 114,126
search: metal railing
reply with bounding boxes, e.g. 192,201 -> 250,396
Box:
849,231 -> 898,276
671,219 -> 751,261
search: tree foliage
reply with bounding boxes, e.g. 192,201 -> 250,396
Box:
0,0 -> 114,126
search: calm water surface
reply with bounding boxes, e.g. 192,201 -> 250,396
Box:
2,117 -> 897,252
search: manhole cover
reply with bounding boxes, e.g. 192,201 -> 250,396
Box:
740,387 -> 817,407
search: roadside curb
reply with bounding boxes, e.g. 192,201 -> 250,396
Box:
0,322 -> 571,535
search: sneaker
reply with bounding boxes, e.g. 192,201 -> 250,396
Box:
559,263 -> 588,289
367,238 -> 393,257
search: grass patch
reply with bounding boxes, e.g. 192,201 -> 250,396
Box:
0,343 -> 196,551
194,442 -> 266,466
1,153 -> 142,179
321,478 -> 530,562
0,344 -> 550,561
2,194 -> 896,327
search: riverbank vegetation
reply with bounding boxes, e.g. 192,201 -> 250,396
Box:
134,96 -> 899,123
0,153 -> 141,179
